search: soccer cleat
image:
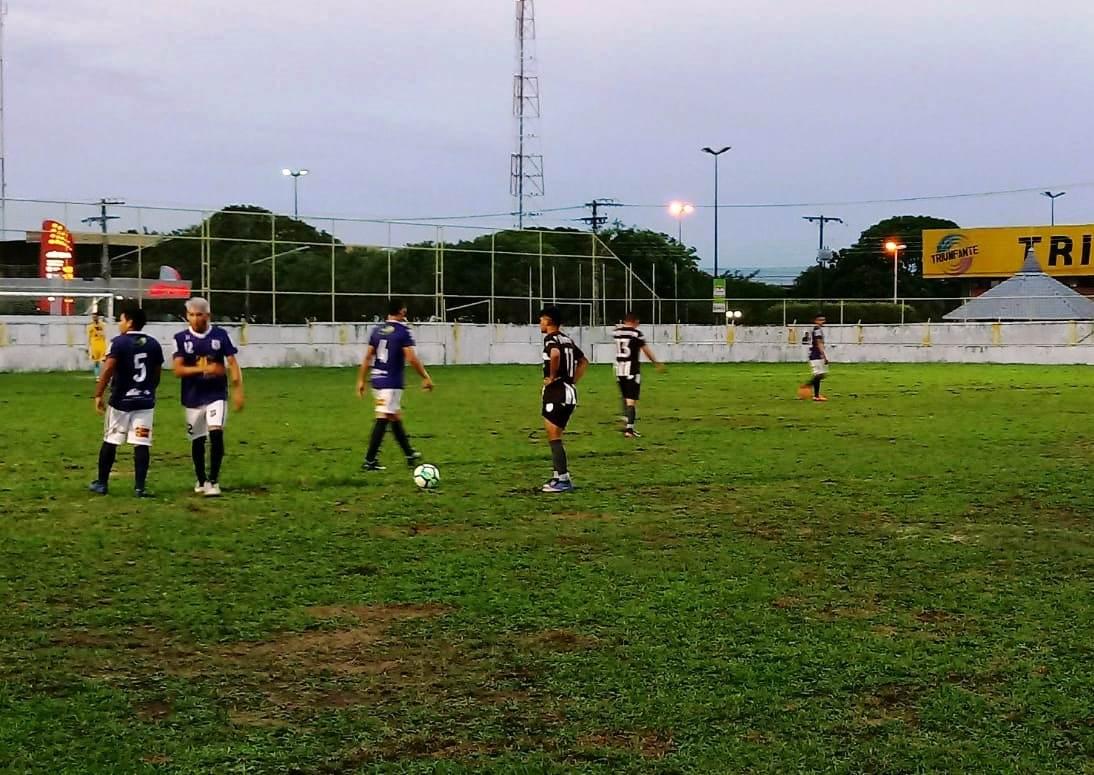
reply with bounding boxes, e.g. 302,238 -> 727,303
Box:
88,480 -> 108,495
624,429 -> 641,439
405,451 -> 423,468
194,481 -> 205,494
362,460 -> 386,472
813,395 -> 828,402
542,478 -> 575,493
134,488 -> 153,499
203,481 -> 222,497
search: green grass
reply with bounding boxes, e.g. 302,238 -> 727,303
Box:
0,363 -> 1091,774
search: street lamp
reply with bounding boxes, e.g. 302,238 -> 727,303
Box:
667,201 -> 695,245
1042,191 -> 1065,226
884,240 -> 906,304
701,146 -> 731,278
281,168 -> 309,218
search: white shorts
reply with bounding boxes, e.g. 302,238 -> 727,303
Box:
104,407 -> 154,447
185,401 -> 228,440
810,359 -> 829,376
372,388 -> 403,416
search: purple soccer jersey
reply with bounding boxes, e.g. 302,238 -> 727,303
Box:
107,332 -> 164,411
368,320 -> 415,389
173,326 -> 238,408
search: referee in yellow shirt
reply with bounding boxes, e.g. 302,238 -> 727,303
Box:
86,312 -> 107,378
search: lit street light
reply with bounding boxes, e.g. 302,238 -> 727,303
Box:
1042,191 -> 1065,226
701,146 -> 731,278
281,168 -> 310,218
885,240 -> 907,304
667,201 -> 695,245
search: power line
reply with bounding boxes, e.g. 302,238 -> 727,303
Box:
615,181 -> 1094,210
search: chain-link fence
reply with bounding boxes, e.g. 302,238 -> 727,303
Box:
0,197 -> 992,326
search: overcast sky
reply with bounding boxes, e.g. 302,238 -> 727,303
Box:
8,0 -> 1094,271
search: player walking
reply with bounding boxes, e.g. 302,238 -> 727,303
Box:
539,307 -> 588,493
612,312 -> 665,438
356,299 -> 433,471
799,313 -> 829,402
88,306 -> 164,497
173,298 -> 245,496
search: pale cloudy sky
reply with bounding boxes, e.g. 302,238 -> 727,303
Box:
8,0 -> 1094,271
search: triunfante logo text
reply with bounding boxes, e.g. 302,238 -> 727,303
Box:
929,233 -> 979,275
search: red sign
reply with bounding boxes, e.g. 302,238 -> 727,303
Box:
38,220 -> 76,314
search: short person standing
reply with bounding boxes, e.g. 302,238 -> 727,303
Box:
86,312 -> 107,378
799,313 -> 829,402
89,306 -> 163,497
173,298 -> 245,497
539,307 -> 588,493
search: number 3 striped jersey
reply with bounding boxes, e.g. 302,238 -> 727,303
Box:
542,332 -> 585,384
107,332 -> 164,411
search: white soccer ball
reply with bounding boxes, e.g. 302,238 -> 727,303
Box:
413,463 -> 440,489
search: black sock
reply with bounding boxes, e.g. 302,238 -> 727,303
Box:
209,430 -> 225,483
134,446 -> 150,490
549,439 -> 569,479
366,419 -> 389,462
813,375 -> 823,397
391,420 -> 415,458
191,438 -> 207,484
625,405 -> 637,429
97,442 -> 118,484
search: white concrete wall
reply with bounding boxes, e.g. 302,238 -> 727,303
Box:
3,317 -> 1094,371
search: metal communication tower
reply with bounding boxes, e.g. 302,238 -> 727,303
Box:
510,0 -> 544,229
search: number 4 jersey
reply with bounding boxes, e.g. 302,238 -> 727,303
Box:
107,332 -> 165,411
369,320 -> 415,389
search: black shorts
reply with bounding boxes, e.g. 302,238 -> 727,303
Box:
542,381 -> 578,429
617,375 -> 641,402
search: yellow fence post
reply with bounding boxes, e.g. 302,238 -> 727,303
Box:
787,325 -> 797,345
0,323 -> 8,346
922,320 -> 932,347
727,322 -> 736,345
1068,320 -> 1078,346
991,322 -> 1003,346
338,325 -> 349,345
239,322 -> 249,346
856,323 -> 864,344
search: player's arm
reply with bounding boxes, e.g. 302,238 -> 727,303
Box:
356,345 -> 376,398
92,356 -> 117,415
544,348 -> 561,385
227,354 -> 244,411
817,335 -> 829,363
574,351 -> 590,383
173,355 -> 207,378
641,344 -> 667,373
405,346 -> 434,391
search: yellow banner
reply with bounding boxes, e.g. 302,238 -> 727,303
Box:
922,225 -> 1094,278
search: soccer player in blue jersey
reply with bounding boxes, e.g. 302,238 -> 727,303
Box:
89,306 -> 164,497
173,298 -> 245,497
355,298 -> 433,471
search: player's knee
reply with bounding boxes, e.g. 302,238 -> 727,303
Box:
208,425 -> 223,433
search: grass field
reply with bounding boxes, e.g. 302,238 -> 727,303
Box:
0,363 -> 1091,774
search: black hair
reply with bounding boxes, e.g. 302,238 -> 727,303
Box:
388,298 -> 407,316
623,310 -> 640,324
121,305 -> 147,330
539,306 -> 562,326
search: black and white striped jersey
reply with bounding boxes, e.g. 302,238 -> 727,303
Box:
612,326 -> 645,379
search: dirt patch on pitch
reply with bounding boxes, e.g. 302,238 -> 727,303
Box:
575,729 -> 675,759
518,628 -> 600,652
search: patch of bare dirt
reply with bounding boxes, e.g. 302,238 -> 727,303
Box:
576,729 -> 675,759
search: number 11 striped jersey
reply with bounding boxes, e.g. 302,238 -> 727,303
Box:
542,332 -> 585,384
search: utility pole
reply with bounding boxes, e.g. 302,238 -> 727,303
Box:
0,3 -> 7,250
803,215 -> 842,301
580,198 -> 619,234
82,198 -> 124,281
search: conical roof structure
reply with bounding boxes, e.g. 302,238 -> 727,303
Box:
943,248 -> 1094,321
